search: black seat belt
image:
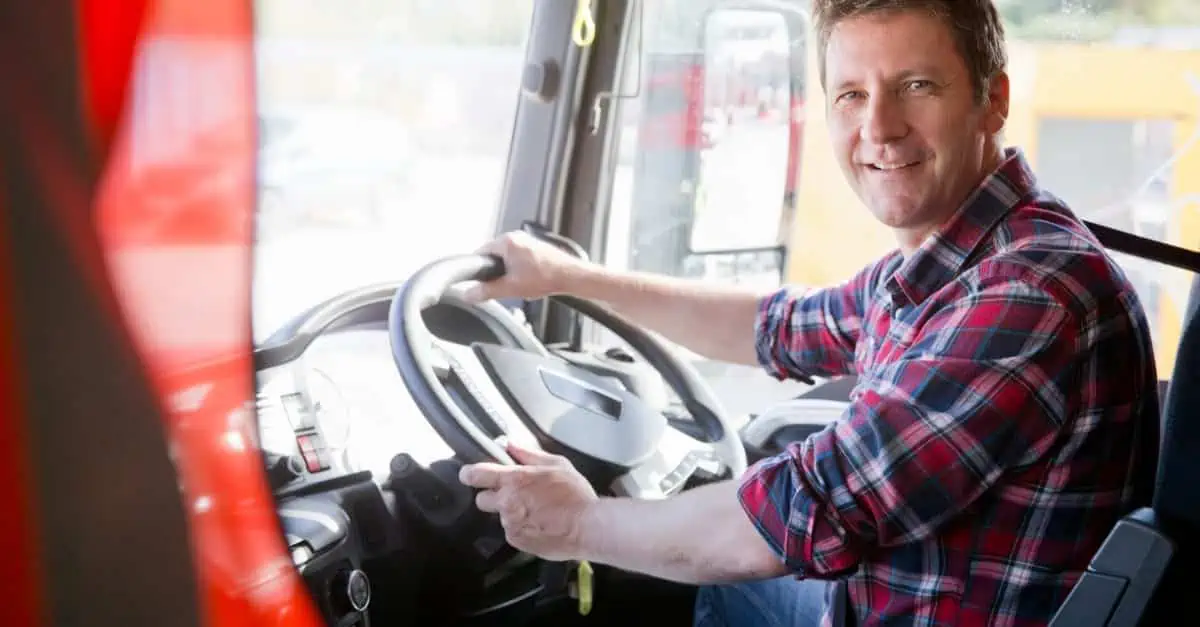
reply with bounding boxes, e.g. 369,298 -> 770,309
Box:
1083,220 -> 1200,274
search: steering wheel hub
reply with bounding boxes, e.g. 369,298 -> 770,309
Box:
472,343 -> 666,469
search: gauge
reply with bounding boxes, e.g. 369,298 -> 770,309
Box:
255,393 -> 301,457
279,392 -> 317,430
301,366 -> 355,472
255,373 -> 308,457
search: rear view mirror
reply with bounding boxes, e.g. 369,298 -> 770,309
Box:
619,2 -> 806,288
688,6 -> 806,286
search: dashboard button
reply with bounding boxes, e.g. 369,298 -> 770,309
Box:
301,451 -> 322,473
331,569 -> 371,614
289,543 -> 313,566
296,434 -> 330,472
266,453 -> 304,489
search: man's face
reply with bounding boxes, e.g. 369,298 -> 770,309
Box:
824,10 -> 1008,248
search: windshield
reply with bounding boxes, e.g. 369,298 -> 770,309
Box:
251,0 -> 534,343
248,0 -> 1199,389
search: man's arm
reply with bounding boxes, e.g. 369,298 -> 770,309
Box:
741,279 -> 1082,576
563,254 -> 884,378
576,480 -> 788,584
470,231 -> 883,374
562,264 -> 770,367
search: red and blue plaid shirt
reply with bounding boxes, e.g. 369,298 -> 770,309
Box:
739,149 -> 1160,626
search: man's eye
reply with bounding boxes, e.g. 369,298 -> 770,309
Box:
906,80 -> 934,92
836,91 -> 863,104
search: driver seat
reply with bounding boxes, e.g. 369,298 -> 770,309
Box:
1049,274 -> 1200,626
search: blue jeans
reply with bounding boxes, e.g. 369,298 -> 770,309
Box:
693,577 -> 829,627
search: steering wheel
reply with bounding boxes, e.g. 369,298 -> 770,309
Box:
387,254 -> 747,498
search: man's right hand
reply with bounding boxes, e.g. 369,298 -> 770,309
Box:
463,230 -> 590,303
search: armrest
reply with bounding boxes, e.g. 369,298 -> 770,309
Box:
739,397 -> 847,451
1050,508 -> 1175,627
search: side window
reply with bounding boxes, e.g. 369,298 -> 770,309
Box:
1035,118 -> 1178,348
602,0 -> 1200,411
251,0 -> 533,341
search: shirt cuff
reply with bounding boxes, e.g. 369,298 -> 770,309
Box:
735,450 -> 812,576
754,288 -> 793,380
737,445 -> 863,578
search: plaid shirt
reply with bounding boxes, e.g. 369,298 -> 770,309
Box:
739,149 -> 1160,626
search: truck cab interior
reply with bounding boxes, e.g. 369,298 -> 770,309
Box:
2,1 -> 1199,626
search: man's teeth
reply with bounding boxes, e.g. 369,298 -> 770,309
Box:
873,162 -> 914,170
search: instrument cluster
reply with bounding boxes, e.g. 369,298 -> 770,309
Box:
256,327 -> 458,491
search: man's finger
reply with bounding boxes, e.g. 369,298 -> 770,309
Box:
458,462 -> 513,489
474,489 -> 501,513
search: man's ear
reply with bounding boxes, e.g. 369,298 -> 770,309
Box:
983,71 -> 1010,135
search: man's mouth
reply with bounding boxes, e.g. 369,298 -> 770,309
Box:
867,161 -> 920,171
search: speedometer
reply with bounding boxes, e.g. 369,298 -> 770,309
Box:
301,366 -> 354,471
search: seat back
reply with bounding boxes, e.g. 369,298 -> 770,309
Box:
1050,274 -> 1200,626
1142,273 -> 1200,622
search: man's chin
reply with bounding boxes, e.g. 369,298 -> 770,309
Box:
864,199 -> 949,247
867,203 -> 925,230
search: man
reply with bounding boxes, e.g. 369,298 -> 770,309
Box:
458,0 -> 1160,625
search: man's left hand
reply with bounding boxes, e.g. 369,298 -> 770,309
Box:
458,439 -> 599,562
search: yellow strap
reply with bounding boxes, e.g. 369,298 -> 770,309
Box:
576,560 -> 594,615
572,0 -> 596,47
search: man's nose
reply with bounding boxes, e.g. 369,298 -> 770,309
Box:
859,92 -> 909,145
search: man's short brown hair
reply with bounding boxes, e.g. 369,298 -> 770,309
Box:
812,0 -> 1008,102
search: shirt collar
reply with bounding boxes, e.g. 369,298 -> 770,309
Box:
883,147 -> 1038,308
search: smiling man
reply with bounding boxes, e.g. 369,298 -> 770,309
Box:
457,1 -> 1160,625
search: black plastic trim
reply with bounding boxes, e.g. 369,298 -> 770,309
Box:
1049,507 -> 1176,627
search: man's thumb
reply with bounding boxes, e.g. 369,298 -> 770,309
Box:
462,282 -> 490,304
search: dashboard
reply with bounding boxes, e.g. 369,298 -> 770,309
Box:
251,300 -> 551,626
257,325 -> 453,485
248,291 -> 748,627
254,302 -> 520,494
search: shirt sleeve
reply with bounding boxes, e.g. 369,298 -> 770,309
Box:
738,279 -> 1078,577
755,257 -> 892,381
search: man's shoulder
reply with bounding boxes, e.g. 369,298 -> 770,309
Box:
962,196 -> 1140,319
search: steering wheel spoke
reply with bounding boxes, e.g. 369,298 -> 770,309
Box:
610,423 -> 729,498
669,426 -> 726,474
428,338 -> 454,377
432,339 -> 544,452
